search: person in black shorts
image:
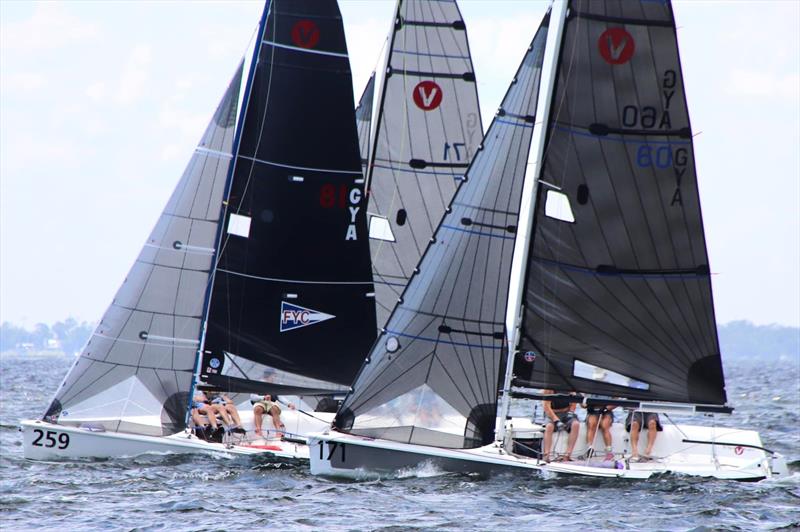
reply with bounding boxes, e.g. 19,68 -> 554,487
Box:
625,411 -> 662,461
584,401 -> 616,460
541,389 -> 580,462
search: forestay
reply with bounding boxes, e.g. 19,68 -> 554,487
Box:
365,0 -> 483,328
334,17 -> 551,449
43,65 -> 245,436
514,0 -> 727,406
201,0 -> 377,392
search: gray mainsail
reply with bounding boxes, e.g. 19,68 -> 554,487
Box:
44,65 -> 244,436
514,0 -> 727,406
334,17 -> 550,449
366,0 -> 483,328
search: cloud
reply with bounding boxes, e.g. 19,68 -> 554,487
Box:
115,44 -> 152,105
86,81 -> 106,102
1,2 -> 98,52
2,72 -> 45,93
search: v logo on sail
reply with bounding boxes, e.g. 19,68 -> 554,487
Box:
598,28 -> 635,65
280,301 -> 335,332
291,20 -> 320,49
413,81 -> 443,111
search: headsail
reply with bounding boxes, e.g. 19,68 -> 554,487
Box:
365,0 -> 483,328
334,17 -> 551,449
200,0 -> 376,391
356,73 -> 375,178
514,0 -> 727,406
44,65 -> 245,436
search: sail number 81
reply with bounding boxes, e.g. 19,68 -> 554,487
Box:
32,428 -> 70,449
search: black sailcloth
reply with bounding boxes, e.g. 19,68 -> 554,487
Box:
203,0 -> 376,388
335,17 -> 550,449
516,0 -> 726,406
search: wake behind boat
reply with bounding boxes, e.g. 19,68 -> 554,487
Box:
309,0 -> 789,481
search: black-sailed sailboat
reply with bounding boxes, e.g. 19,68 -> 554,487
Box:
22,0 -> 488,463
309,0 -> 788,481
23,0 -> 375,461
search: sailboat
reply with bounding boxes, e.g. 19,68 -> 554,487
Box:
21,0 -> 484,462
309,0 -> 789,481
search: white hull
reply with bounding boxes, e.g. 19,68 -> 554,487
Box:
309,420 -> 789,481
21,408 -> 334,461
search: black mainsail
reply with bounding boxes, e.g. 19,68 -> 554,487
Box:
364,0 -> 483,329
513,0 -> 727,406
201,0 -> 376,391
43,0 -> 377,436
334,17 -> 551,449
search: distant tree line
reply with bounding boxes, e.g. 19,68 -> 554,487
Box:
1,319 -> 94,354
1,319 -> 797,360
718,320 -> 799,361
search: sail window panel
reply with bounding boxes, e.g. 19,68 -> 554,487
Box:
62,374 -> 162,423
215,354 -> 344,390
354,384 -> 466,439
573,360 -> 650,390
544,190 -> 576,223
368,215 -> 396,242
227,213 -> 251,238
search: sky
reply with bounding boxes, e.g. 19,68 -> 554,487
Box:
1,1 -> 798,329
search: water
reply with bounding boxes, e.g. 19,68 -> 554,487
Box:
2,354 -> 798,531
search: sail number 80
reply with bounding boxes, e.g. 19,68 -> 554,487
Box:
32,429 -> 70,449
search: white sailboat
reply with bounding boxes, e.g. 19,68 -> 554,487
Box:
309,0 -> 789,481
22,0 -> 484,462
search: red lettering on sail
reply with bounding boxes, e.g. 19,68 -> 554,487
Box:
412,81 -> 443,111
291,20 -> 320,49
598,28 -> 635,65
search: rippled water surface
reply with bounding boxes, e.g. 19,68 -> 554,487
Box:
1,354 -> 798,531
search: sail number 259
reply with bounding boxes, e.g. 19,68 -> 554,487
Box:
31,429 -> 70,449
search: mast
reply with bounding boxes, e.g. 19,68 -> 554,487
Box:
496,0 -> 568,445
186,0 -> 272,416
